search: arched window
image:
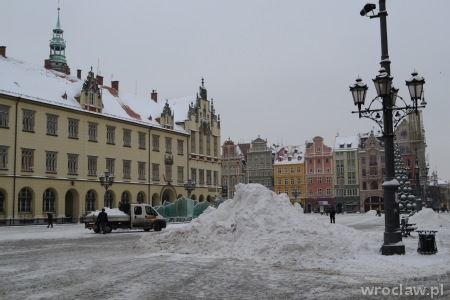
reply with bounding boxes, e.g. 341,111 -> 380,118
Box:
18,188 -> 32,212
0,191 -> 4,213
137,192 -> 144,204
85,190 -> 96,212
104,190 -> 113,208
121,192 -> 130,204
43,189 -> 55,212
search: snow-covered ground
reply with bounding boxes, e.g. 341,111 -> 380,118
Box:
1,184 -> 450,299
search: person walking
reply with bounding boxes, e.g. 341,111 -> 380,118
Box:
97,208 -> 108,234
47,213 -> 53,228
329,206 -> 336,224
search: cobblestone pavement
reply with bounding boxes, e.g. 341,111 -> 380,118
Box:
0,221 -> 449,299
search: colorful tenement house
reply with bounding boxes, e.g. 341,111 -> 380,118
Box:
332,135 -> 360,213
0,7 -> 221,222
221,139 -> 246,199
273,145 -> 306,206
246,136 -> 273,190
304,136 -> 333,213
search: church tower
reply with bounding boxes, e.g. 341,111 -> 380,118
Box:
45,5 -> 70,74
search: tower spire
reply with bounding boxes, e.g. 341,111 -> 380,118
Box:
48,3 -> 70,74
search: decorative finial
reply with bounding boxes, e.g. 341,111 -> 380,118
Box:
201,77 -> 204,87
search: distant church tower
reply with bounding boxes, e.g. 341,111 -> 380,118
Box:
45,5 -> 70,74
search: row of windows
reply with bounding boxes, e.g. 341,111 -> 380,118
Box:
190,130 -> 219,157
277,167 -> 303,173
0,188 -> 144,214
0,106 -> 190,154
308,188 -> 332,196
277,189 -> 303,197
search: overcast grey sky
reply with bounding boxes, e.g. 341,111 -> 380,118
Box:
2,0 -> 450,180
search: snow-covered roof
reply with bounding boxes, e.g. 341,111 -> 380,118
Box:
0,56 -> 190,134
333,135 -> 360,151
273,144 -> 306,165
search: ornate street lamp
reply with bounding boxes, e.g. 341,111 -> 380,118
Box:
292,189 -> 300,202
350,1 -> 426,255
99,169 -> 114,191
184,178 -> 196,199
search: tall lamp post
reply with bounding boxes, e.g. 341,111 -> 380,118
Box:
184,178 -> 196,199
99,169 -> 114,191
350,1 -> 426,255
99,169 -> 114,208
292,188 -> 300,203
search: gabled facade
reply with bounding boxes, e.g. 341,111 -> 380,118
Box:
358,130 -> 385,212
333,135 -> 360,213
247,136 -> 273,190
221,139 -> 246,199
273,145 -> 306,205
304,136 -> 333,213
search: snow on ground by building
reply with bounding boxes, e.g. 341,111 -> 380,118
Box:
139,183 -> 450,281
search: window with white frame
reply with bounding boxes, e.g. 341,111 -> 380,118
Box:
0,146 -> 8,169
152,135 -> 160,151
326,188 -> 332,195
22,109 -> 35,132
177,166 -> 184,183
326,177 -> 331,183
123,129 -> 131,147
213,136 -> 218,157
165,137 -> 172,153
291,178 -> 295,185
68,118 -> 79,138
318,177 -> 322,184
308,177 -> 313,184
191,131 -> 196,153
206,135 -> 211,156
123,160 -> 131,179
0,105 -> 9,127
21,148 -> 34,171
43,189 -> 55,212
199,169 -> 204,185
177,140 -> 184,155
88,122 -> 98,141
165,165 -> 172,182
198,133 -> 203,155
85,190 -> 95,212
46,114 -> 58,135
103,159 -> 114,177
104,191 -> 113,208
45,151 -> 57,173
152,163 -> 159,181
206,170 -> 212,185
138,161 -> 146,180
107,126 -> 115,144
18,188 -> 32,213
68,153 -> 78,174
87,156 -> 97,176
138,132 -> 146,149
317,188 -> 322,195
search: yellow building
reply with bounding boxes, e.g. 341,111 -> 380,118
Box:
0,11 -> 220,222
273,145 -> 306,205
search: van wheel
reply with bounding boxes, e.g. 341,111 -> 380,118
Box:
94,228 -> 100,234
105,225 -> 113,234
154,223 -> 162,232
144,228 -> 150,232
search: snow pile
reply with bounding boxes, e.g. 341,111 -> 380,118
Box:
140,184 -> 373,266
84,207 -> 127,217
409,208 -> 449,230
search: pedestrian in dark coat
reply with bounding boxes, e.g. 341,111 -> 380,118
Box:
47,213 -> 53,228
97,208 -> 108,234
329,207 -> 336,224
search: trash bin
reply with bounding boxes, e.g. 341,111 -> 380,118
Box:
417,230 -> 438,254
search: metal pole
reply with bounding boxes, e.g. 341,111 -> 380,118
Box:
378,0 -> 404,255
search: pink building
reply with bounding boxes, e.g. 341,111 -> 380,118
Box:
304,136 -> 334,213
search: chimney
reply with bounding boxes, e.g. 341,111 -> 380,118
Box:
0,46 -> 5,57
96,75 -> 104,86
77,69 -> 82,79
111,80 -> 119,91
44,59 -> 51,69
151,90 -> 158,102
